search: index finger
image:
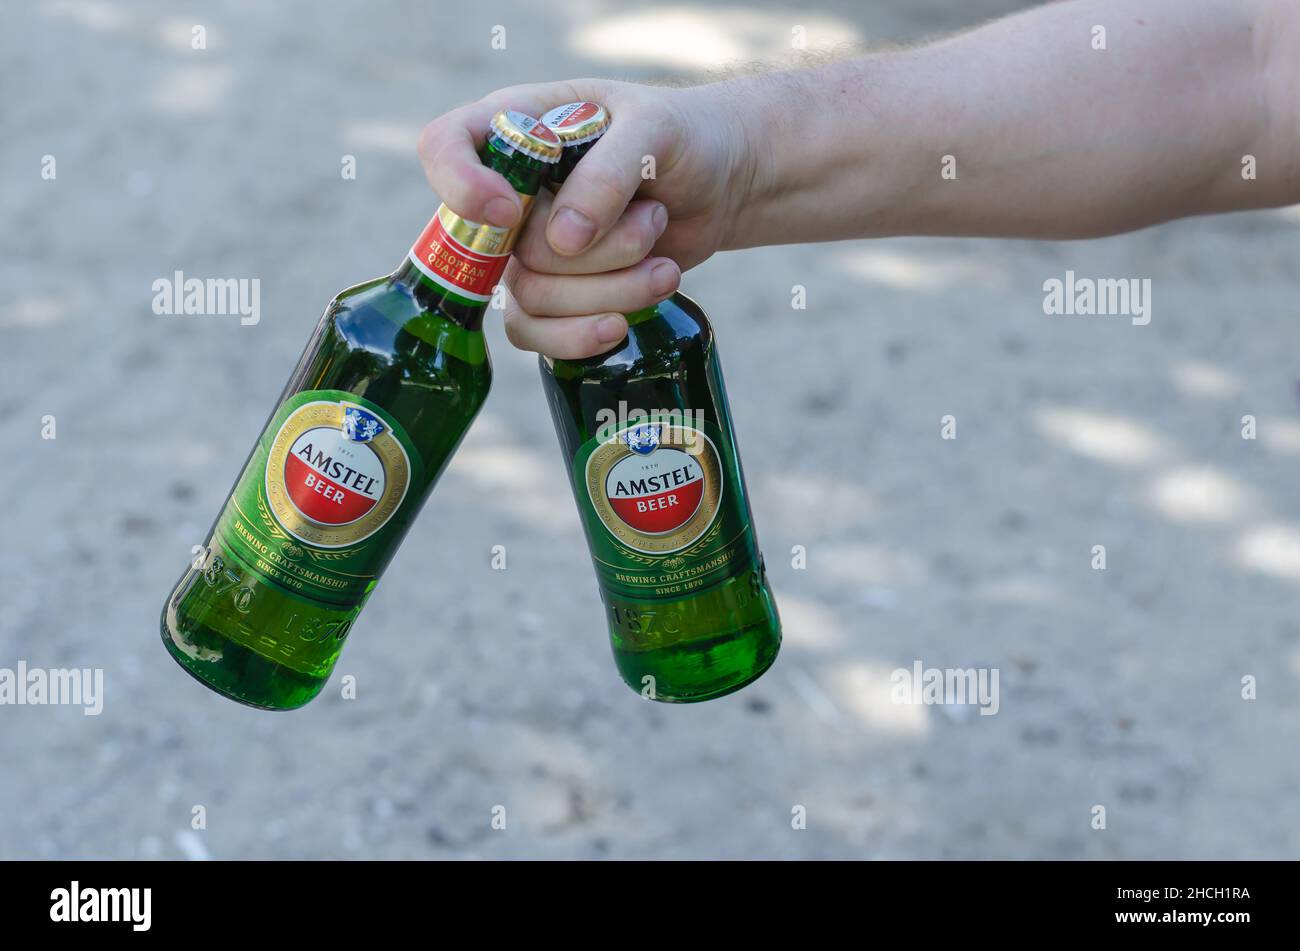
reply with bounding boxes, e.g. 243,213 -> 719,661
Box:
417,81 -> 580,228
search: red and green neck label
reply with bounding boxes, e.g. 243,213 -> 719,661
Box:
408,196 -> 533,302
213,389 -> 425,607
572,418 -> 759,599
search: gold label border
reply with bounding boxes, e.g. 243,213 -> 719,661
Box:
263,401 -> 410,549
585,424 -> 723,555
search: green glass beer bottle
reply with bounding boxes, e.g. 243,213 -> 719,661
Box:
161,111 -> 562,710
538,102 -> 781,702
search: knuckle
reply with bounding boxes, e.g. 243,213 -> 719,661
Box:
416,118 -> 446,163
502,316 -> 525,349
627,217 -> 658,260
501,305 -> 529,348
508,269 -> 548,313
586,166 -> 626,208
570,166 -> 626,225
513,233 -> 550,272
607,230 -> 646,269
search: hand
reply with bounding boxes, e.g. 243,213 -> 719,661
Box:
418,78 -> 757,358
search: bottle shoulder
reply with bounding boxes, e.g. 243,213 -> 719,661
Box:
327,278 -> 490,375
657,290 -> 713,342
543,292 -> 712,383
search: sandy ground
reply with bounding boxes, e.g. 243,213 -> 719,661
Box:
2,0 -> 1298,860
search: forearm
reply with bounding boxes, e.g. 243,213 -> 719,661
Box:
723,0 -> 1300,245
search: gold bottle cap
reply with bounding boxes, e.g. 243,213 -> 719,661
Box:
540,101 -> 611,147
489,110 -> 563,163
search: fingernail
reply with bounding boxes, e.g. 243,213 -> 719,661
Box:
650,261 -> 679,296
549,207 -> 597,254
484,196 -> 520,228
651,203 -> 668,237
595,314 -> 627,343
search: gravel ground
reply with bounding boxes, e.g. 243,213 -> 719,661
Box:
3,0 -> 1298,859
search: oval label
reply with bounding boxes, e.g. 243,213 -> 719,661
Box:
585,423 -> 722,554
264,400 -> 410,548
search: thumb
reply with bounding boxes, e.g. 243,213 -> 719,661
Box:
546,119 -> 657,256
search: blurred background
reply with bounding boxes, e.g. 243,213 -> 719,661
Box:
3,0 -> 1298,859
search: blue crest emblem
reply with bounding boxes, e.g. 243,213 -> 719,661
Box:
623,424 -> 660,455
342,404 -> 385,443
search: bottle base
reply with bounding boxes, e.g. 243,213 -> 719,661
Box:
160,606 -> 327,711
614,624 -> 781,703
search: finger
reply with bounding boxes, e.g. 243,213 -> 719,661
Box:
649,214 -> 721,272
547,119 -> 666,255
503,297 -> 629,359
418,106 -> 525,228
509,256 -> 680,318
418,81 -> 582,228
516,196 -> 669,275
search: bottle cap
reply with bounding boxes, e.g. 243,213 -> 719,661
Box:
539,101 -> 610,147
489,110 -> 563,163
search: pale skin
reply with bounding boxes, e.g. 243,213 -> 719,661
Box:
417,0 -> 1300,359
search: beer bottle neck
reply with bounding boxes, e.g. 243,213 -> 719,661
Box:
390,257 -> 489,330
396,137 -> 551,332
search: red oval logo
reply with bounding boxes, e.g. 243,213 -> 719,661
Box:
604,448 -> 704,535
284,427 -> 386,526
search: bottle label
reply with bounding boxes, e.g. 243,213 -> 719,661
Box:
408,199 -> 532,302
573,419 -> 759,600
212,390 -> 425,606
545,101 -> 600,129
